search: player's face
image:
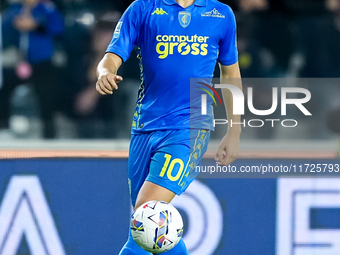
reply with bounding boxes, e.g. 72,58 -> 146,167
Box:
326,0 -> 340,12
23,0 -> 39,6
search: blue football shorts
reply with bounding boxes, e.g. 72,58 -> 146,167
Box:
128,129 -> 210,206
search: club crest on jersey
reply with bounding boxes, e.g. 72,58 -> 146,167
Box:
178,11 -> 191,28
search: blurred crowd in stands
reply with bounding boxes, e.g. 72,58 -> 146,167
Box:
0,0 -> 340,139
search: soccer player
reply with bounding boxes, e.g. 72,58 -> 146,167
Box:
96,0 -> 242,254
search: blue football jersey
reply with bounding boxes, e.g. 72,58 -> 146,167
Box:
107,0 -> 238,133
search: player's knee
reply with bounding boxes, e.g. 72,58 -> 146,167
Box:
135,198 -> 165,210
134,181 -> 176,209
134,197 -> 153,210
134,194 -> 175,210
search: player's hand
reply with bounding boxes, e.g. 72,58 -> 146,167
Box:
215,130 -> 241,166
96,73 -> 123,95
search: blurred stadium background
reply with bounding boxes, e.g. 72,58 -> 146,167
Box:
1,0 -> 340,254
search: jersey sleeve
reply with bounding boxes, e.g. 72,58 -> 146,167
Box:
106,1 -> 143,62
217,7 -> 238,66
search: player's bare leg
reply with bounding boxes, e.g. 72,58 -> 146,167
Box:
134,181 -> 176,210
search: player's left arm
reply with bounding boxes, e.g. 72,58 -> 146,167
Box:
216,62 -> 242,166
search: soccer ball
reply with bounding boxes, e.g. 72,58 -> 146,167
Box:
131,200 -> 184,253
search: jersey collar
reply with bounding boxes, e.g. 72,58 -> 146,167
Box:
162,0 -> 207,7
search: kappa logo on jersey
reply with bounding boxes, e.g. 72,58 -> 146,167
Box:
0,176 -> 66,255
156,34 -> 209,59
201,8 -> 225,18
178,11 -> 191,28
152,8 -> 168,15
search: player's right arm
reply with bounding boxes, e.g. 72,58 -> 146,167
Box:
96,0 -> 144,95
96,53 -> 123,95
